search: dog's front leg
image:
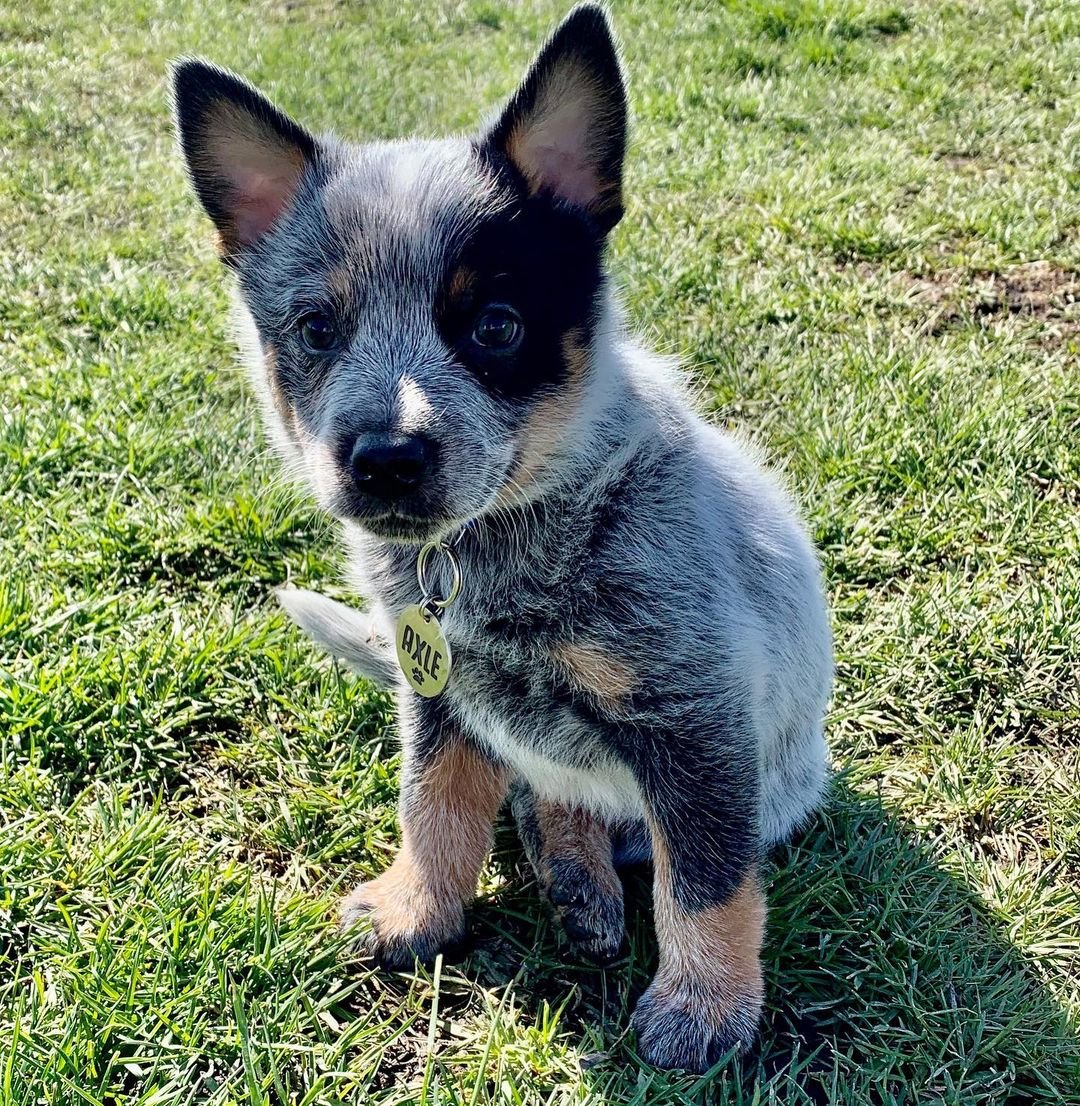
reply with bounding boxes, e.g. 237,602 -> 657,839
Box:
341,699 -> 509,968
627,737 -> 765,1072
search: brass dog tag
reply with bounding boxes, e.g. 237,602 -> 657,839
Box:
396,604 -> 452,698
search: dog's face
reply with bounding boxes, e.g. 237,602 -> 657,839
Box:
172,5 -> 627,543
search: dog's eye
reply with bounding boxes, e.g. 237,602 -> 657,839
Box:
471,305 -> 523,352
298,312 -> 339,352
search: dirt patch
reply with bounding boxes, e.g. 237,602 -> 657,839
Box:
896,261 -> 1080,337
362,1026 -> 428,1093
978,261 -> 1080,313
1028,470 -> 1080,508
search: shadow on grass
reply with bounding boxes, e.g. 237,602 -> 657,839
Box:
434,777 -> 1080,1104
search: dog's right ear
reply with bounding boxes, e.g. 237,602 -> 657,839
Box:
170,58 -> 319,260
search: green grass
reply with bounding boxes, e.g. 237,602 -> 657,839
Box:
2,0 -> 1080,1102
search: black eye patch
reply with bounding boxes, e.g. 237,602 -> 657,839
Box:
436,198 -> 605,400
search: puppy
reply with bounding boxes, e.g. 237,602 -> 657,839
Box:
171,3 -> 832,1072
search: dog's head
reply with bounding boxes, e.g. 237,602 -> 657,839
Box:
172,4 -> 627,544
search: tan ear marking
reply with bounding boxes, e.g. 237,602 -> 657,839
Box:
198,100 -> 308,252
492,18 -> 626,227
504,64 -> 609,205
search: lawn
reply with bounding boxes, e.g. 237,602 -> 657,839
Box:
2,0 -> 1080,1102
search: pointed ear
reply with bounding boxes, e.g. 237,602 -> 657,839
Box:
484,4 -> 627,233
170,58 -> 319,257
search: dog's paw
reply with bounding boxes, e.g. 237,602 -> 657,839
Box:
631,975 -> 761,1072
546,856 -> 625,964
339,869 -> 464,970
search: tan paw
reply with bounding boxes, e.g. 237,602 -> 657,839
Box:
545,855 -> 625,963
339,865 -> 464,970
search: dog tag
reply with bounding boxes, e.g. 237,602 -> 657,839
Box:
396,604 -> 452,698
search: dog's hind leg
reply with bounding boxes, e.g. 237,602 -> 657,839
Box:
510,780 -> 625,963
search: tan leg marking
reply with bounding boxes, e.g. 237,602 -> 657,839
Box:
533,800 -> 624,960
550,640 -> 636,705
650,828 -> 765,1030
536,801 -> 621,899
340,742 -> 510,960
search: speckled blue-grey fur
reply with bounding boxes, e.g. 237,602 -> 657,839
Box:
172,2 -> 833,1075
285,332 -> 833,846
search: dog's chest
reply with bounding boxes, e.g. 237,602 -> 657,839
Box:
447,673 -> 643,819
441,604 -> 644,820
376,538 -> 645,819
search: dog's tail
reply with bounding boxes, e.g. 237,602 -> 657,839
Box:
276,588 -> 397,689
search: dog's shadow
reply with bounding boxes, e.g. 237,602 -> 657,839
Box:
446,778 -> 1080,1101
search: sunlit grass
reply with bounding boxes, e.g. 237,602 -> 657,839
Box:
2,1 -> 1078,1102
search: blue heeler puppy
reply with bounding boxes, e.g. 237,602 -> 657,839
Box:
171,4 -> 833,1072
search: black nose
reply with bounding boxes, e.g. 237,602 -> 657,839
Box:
349,432 -> 434,501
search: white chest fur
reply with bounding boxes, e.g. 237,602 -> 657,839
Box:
446,690 -> 645,821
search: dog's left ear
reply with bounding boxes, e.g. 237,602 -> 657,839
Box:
483,4 -> 627,233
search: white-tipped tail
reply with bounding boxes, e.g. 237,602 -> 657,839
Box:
276,588 -> 397,688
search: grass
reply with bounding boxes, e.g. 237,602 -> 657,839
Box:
2,0 -> 1079,1102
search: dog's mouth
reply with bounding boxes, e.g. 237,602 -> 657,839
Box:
326,453 -> 517,545
346,507 -> 464,545
326,483 -> 450,544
